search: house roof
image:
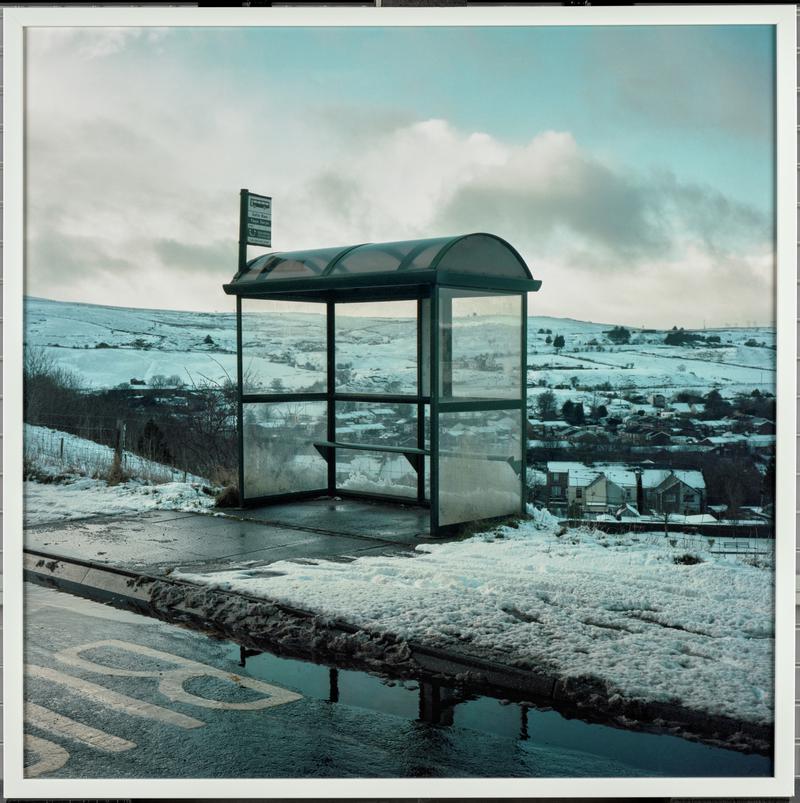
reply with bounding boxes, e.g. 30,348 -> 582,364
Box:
546,461 -> 637,489
641,468 -> 705,490
224,233 -> 541,300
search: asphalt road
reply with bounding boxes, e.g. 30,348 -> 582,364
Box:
21,583 -> 771,780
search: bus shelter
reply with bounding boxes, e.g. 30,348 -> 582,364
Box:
223,233 -> 541,536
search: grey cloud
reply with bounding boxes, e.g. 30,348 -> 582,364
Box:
153,239 -> 237,275
26,232 -> 135,294
434,157 -> 769,273
585,27 -> 774,140
310,104 -> 419,148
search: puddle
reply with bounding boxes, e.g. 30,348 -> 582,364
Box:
228,645 -> 772,778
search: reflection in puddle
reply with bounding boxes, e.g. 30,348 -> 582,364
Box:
231,645 -> 771,778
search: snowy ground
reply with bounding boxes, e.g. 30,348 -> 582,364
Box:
23,424 -> 216,526
24,478 -> 216,526
21,424 -> 774,727
174,509 -> 774,726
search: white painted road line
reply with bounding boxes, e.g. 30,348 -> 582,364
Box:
55,639 -> 303,711
26,664 -> 205,730
24,733 -> 70,778
26,701 -> 136,753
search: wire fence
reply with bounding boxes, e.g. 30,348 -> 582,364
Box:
24,425 -> 200,485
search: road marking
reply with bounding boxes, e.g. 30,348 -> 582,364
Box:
158,668 -> 302,710
55,639 -> 303,711
55,639 -> 188,678
26,701 -> 136,753
26,664 -> 205,729
24,733 -> 69,778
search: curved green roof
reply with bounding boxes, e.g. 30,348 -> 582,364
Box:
224,233 -> 540,298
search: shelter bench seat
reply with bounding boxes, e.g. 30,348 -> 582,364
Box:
313,440 -> 429,471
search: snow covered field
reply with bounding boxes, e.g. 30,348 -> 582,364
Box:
174,509 -> 774,726
25,297 -> 776,399
23,424 -> 215,526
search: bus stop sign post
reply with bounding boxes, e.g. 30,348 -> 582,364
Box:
238,189 -> 272,271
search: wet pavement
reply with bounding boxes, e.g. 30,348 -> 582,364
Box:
233,496 -> 431,541
23,584 -> 772,779
22,501 -> 775,764
24,498 -> 430,576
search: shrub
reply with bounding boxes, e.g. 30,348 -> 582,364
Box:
215,485 -> 240,508
606,326 -> 630,344
106,449 -> 130,487
673,553 -> 704,565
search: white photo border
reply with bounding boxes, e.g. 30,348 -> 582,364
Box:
3,4 -> 796,798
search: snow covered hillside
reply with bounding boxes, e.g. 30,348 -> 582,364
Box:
175,510 -> 774,726
24,296 -> 775,398
24,424 -> 216,526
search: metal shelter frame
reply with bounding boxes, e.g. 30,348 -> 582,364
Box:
223,233 -> 542,536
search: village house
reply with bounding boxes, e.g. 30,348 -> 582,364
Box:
546,461 -> 637,515
546,463 -> 707,518
640,469 -> 706,515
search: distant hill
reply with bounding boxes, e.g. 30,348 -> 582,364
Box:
24,296 -> 775,398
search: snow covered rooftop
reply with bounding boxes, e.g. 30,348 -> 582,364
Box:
641,469 -> 705,490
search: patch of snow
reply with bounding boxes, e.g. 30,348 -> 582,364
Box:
23,423 -> 216,525
174,519 -> 774,726
24,477 -> 215,526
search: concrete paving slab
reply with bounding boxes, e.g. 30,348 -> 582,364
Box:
232,497 -> 430,542
130,511 -> 201,524
25,505 -> 419,576
25,518 -> 187,566
170,537 -> 410,574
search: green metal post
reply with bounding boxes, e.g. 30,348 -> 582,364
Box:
327,300 -> 336,494
520,292 -> 528,515
430,287 -> 440,535
236,296 -> 244,505
236,190 -> 249,505
238,189 -> 248,274
417,298 -> 425,503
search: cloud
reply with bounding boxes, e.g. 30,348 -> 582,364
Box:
22,30 -> 774,327
28,27 -> 170,61
435,130 -> 771,271
152,240 -> 236,275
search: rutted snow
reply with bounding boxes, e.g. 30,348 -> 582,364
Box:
174,510 -> 774,725
23,424 -> 216,525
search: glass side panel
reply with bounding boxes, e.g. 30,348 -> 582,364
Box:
242,401 -> 327,498
420,298 -> 431,397
437,409 -> 522,527
241,299 -> 327,394
336,449 -> 417,499
335,401 -> 417,447
335,302 -> 417,395
424,454 -> 431,501
328,237 -> 453,275
424,406 -> 430,500
438,289 -> 522,400
436,234 -> 529,278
